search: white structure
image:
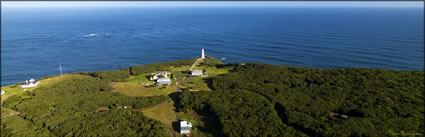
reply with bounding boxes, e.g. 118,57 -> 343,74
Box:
156,78 -> 172,86
1,90 -> 5,95
180,121 -> 192,134
150,72 -> 169,80
20,79 -> 40,88
201,48 -> 205,59
191,70 -> 203,76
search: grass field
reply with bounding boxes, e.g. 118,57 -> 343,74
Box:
181,65 -> 234,92
142,101 -> 176,127
113,82 -> 176,97
142,101 -> 182,137
170,66 -> 191,72
126,74 -> 152,84
1,86 -> 25,103
192,66 -> 234,76
181,77 -> 212,92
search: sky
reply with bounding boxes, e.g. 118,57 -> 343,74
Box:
1,1 -> 424,8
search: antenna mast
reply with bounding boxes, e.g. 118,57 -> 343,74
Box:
59,64 -> 63,76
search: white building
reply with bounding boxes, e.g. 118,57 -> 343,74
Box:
191,70 -> 203,76
180,121 -> 192,134
20,79 -> 40,88
156,78 -> 172,86
201,48 -> 205,59
1,90 -> 5,95
150,72 -> 169,80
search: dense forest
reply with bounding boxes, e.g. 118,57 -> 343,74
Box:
2,58 -> 423,137
1,76 -> 169,137
178,63 -> 424,137
1,58 -> 201,137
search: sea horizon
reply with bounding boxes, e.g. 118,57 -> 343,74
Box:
2,7 -> 424,86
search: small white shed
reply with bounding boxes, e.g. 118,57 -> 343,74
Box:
191,70 -> 203,76
180,121 -> 192,134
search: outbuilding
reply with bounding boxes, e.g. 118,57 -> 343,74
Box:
180,121 -> 192,134
20,79 -> 40,88
156,78 -> 172,86
191,70 -> 203,76
150,72 -> 169,80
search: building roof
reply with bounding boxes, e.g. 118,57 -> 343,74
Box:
192,70 -> 202,73
191,70 -> 203,75
20,79 -> 39,85
156,81 -> 171,85
153,72 -> 168,76
156,78 -> 172,85
180,121 -> 192,127
151,72 -> 169,80
157,78 -> 171,82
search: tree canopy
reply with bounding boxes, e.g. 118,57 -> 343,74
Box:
2,76 -> 169,137
178,63 -> 424,137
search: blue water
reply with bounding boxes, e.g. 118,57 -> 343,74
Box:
1,7 -> 424,86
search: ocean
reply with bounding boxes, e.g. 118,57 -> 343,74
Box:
1,7 -> 424,86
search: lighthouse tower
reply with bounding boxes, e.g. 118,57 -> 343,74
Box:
201,48 -> 205,59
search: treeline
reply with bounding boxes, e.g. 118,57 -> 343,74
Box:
74,58 -> 198,81
130,58 -> 197,75
78,68 -> 131,82
2,76 -> 169,137
180,63 -> 424,137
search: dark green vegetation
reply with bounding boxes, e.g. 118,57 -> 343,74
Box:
2,58 -> 423,137
178,63 -> 424,137
78,68 -> 131,82
1,76 -> 169,137
1,115 -> 53,137
1,58 -> 204,137
74,58 -> 197,81
130,58 -> 197,75
179,90 -> 305,137
2,95 -> 22,108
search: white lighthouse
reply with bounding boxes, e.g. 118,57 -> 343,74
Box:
201,48 -> 205,59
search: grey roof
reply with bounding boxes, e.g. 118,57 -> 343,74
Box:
156,81 -> 172,85
191,70 -> 203,75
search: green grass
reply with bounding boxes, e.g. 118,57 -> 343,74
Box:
170,66 -> 191,72
181,65 -> 233,92
113,82 -> 176,97
181,77 -> 212,92
142,101 -> 182,137
192,66 -> 234,76
142,101 -> 176,126
127,74 -> 152,84
1,85 -> 25,103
